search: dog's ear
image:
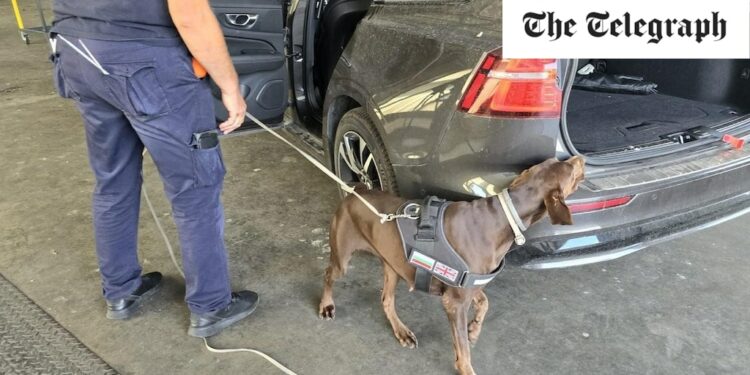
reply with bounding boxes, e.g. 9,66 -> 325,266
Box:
544,188 -> 573,225
510,168 -> 531,189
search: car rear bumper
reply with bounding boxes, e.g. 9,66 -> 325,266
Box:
515,188 -> 750,269
513,135 -> 750,263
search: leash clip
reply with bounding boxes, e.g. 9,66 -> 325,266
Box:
402,203 -> 421,219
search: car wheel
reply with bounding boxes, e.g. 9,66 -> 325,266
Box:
333,108 -> 398,196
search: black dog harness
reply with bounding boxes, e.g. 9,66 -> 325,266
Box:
396,195 -> 514,292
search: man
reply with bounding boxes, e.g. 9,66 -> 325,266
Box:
50,0 -> 257,337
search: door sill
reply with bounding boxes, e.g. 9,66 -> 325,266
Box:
283,120 -> 325,155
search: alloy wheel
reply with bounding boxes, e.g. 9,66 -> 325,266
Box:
335,131 -> 383,190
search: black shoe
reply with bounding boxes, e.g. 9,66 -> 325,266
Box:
187,290 -> 259,338
105,272 -> 163,320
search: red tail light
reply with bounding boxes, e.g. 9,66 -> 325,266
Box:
460,55 -> 562,118
569,196 -> 633,214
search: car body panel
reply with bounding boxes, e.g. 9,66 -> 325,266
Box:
324,0 -> 501,169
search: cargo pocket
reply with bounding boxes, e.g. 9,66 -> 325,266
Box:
192,144 -> 227,188
52,54 -> 77,100
103,62 -> 171,118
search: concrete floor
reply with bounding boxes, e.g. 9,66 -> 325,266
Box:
1,4 -> 750,375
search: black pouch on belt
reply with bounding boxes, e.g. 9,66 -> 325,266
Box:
191,130 -> 220,150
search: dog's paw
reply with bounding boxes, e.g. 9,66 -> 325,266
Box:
318,304 -> 335,320
394,326 -> 418,349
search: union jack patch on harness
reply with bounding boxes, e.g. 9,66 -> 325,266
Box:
433,261 -> 459,282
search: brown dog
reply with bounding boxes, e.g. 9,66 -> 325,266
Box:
319,157 -> 585,375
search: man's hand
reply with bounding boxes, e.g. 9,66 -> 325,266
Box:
169,0 -> 247,134
219,88 -> 247,134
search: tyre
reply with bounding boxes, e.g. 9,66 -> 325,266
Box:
333,108 -> 398,195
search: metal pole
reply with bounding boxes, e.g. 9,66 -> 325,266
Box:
10,0 -> 25,29
34,0 -> 54,50
10,0 -> 30,43
35,0 -> 48,32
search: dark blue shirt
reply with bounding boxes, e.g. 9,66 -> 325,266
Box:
52,0 -> 180,43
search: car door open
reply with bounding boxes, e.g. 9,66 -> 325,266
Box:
210,0 -> 288,127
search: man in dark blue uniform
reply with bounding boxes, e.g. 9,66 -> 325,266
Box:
51,0 -> 258,337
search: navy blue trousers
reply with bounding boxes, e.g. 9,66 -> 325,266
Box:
53,37 -> 232,314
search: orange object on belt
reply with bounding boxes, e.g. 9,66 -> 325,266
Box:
192,58 -> 207,79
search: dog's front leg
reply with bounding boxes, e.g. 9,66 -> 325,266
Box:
442,290 -> 475,375
382,265 -> 418,348
468,289 -> 489,345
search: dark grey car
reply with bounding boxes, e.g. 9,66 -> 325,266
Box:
210,0 -> 750,268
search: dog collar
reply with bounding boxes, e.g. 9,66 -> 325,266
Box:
498,188 -> 527,246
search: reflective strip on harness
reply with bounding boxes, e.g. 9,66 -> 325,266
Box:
396,196 -> 505,292
473,277 -> 494,286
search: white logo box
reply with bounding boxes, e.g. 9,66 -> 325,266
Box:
502,0 -> 750,59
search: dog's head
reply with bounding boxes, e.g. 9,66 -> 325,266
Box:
509,156 -> 585,225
